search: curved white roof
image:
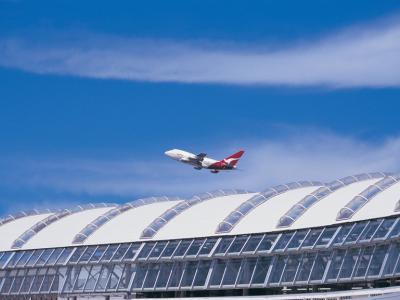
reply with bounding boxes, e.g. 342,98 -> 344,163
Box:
23,207 -> 113,250
0,173 -> 399,252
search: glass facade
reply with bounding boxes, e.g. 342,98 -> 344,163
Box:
277,172 -> 389,228
140,190 -> 253,239
1,215 -> 400,297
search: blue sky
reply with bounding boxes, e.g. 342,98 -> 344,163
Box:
1,1 -> 400,215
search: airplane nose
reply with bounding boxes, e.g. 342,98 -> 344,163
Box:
164,150 -> 173,157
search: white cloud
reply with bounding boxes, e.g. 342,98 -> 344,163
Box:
0,18 -> 400,87
1,132 -> 400,202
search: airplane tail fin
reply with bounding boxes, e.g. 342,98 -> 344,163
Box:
223,150 -> 244,167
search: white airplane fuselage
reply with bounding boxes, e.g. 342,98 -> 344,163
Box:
164,149 -> 218,169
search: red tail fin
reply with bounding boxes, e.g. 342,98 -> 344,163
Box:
223,150 -> 244,167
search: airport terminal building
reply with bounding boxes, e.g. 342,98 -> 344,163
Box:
2,172 -> 400,299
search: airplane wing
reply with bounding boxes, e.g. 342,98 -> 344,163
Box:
186,153 -> 207,166
196,153 -> 207,161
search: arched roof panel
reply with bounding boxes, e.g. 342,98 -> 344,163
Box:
291,178 -> 382,230
22,207 -> 114,250
84,200 -> 182,245
0,213 -> 54,251
277,172 -> 388,228
230,186 -> 320,235
154,193 -> 258,240
216,181 -> 323,234
72,197 -> 182,244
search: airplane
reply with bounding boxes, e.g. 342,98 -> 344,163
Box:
164,149 -> 244,173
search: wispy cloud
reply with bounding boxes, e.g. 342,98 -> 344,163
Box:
1,18 -> 400,87
1,132 -> 400,210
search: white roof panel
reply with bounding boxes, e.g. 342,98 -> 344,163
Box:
23,207 -> 113,250
0,213 -> 53,251
231,187 -> 319,235
292,178 -> 381,229
155,193 -> 258,240
85,200 -> 182,245
353,181 -> 400,221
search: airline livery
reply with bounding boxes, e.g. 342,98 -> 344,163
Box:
164,149 -> 244,173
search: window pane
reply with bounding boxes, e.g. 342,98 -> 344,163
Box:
222,259 -> 241,286
214,238 -> 233,255
339,248 -> 360,279
106,264 -> 123,291
57,248 -> 73,265
251,257 -> 272,285
368,245 -> 388,277
95,265 -> 112,291
186,239 -> 205,256
41,268 -> 56,293
15,251 -> 33,267
148,242 -> 167,260
6,251 -> 23,268
36,249 -> 54,266
281,254 -> 302,283
389,219 -> 400,237
354,247 -> 373,277
227,236 -> 248,254
193,260 -> 211,287
85,265 -> 102,291
181,261 -> 198,287
384,242 -> 400,275
174,240 -> 192,257
359,220 -> 381,241
143,264 -> 160,289
78,246 -> 97,263
101,245 -> 119,261
273,233 -> 293,251
287,231 -> 308,249
0,252 -> 13,268
69,247 -> 86,263
155,263 -> 173,288
74,265 -> 91,291
89,245 -> 108,263
302,229 -> 322,248
310,252 -> 330,281
332,225 -> 352,245
210,260 -> 226,286
198,238 -> 217,256
137,243 -> 155,259
374,219 -> 396,239
123,244 -> 141,260
257,234 -> 277,252
315,227 -> 337,247
30,269 -> 46,293
296,253 -> 316,282
132,264 -> 147,289
118,264 -> 135,291
242,235 -> 262,253
327,250 -> 345,280
161,241 -> 179,258
344,222 -> 367,244
112,244 -> 130,261
269,256 -> 285,283
46,248 -> 63,265
20,269 -> 36,293
168,262 -> 184,288
63,266 -> 80,293
237,258 -> 257,285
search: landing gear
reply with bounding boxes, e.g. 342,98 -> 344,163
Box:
211,170 -> 219,174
